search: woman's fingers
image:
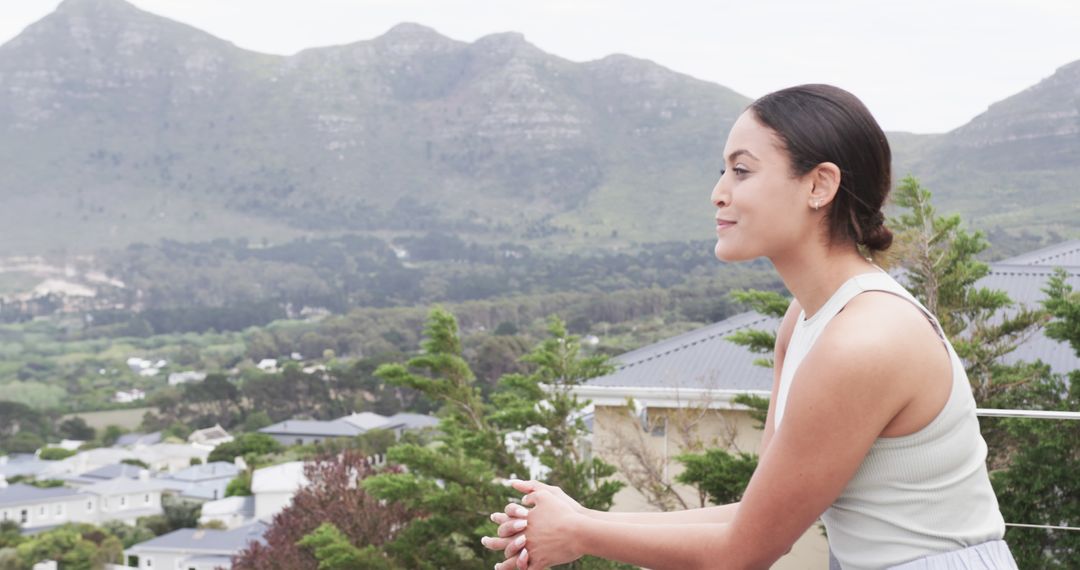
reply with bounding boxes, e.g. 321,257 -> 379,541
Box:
491,512 -> 510,525
503,533 -> 527,558
480,535 -> 513,551
518,547 -> 529,570
504,502 -> 529,518
495,557 -> 517,570
498,517 -> 528,538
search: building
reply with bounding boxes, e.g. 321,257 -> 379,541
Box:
0,474 -> 170,533
188,424 -> 233,449
125,521 -> 269,570
258,412 -> 438,447
250,461 -> 307,520
572,240 -> 1080,570
160,461 -> 241,502
197,495 -> 255,529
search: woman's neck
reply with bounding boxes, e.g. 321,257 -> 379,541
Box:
771,242 -> 876,320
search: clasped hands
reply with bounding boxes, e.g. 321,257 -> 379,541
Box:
481,479 -> 589,570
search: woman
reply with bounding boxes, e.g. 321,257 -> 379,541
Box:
480,85 -> 1018,569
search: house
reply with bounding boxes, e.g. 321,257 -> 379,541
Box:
37,448 -> 140,479
258,412 -> 439,447
188,424 -> 233,449
160,461 -> 240,502
168,371 -> 207,386
197,495 -> 255,529
571,240 -> 1080,570
257,419 -> 362,447
250,461 -> 307,520
113,389 -> 146,403
79,476 -> 174,526
0,473 -> 170,533
125,520 -> 269,570
113,432 -> 162,448
256,359 -> 278,372
0,454 -> 53,481
62,463 -> 145,486
133,443 -> 212,473
0,481 -> 88,532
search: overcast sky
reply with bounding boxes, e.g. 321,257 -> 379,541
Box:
2,0 -> 1079,133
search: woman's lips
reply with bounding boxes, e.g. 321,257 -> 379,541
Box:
716,219 -> 736,233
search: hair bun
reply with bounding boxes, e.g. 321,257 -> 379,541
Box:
862,221 -> 893,252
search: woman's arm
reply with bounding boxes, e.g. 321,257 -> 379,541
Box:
587,503 -> 739,525
509,297 -> 920,570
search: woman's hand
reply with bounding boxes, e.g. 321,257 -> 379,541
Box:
482,503 -> 531,563
513,488 -> 588,569
509,479 -> 587,514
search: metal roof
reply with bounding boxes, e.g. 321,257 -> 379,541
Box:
587,241 -> 1080,392
587,311 -> 778,392
384,412 -> 440,430
163,462 -> 239,483
258,419 -> 363,438
0,483 -> 81,507
127,520 -> 268,553
997,239 -> 1080,267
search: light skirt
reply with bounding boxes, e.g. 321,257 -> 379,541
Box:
887,540 -> 1018,570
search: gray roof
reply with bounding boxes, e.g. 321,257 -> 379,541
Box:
588,241 -> 1080,392
384,413 -> 440,430
114,432 -> 162,447
128,520 -> 268,554
997,240 -> 1080,267
588,311 -> 778,391
0,483 -> 81,507
163,461 -> 239,483
79,463 -> 144,481
0,454 -> 52,479
259,419 -> 362,438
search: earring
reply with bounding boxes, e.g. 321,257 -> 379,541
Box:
812,200 -> 821,211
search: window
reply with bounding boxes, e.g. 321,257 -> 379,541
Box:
38,506 -> 45,517
120,496 -> 126,507
145,493 -> 150,504
144,556 -> 152,567
55,503 -> 64,516
1,510 -> 7,521
87,500 -> 93,512
213,489 -> 219,500
295,438 -> 303,445
20,509 -> 27,524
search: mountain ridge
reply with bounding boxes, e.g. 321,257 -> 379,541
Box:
0,0 -> 1076,255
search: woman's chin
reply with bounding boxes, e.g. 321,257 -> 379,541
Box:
714,241 -> 751,263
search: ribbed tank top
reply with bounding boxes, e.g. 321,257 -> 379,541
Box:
775,271 -> 1005,570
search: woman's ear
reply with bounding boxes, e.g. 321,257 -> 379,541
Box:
808,162 -> 841,210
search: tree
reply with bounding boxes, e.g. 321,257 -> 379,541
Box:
12,524 -> 123,569
226,470 -> 253,497
363,308 -> 628,569
490,317 -> 623,513
362,308 -> 522,568
676,449 -> 758,505
990,269 -> 1080,568
296,523 -> 395,570
58,417 -> 96,441
888,176 -> 1044,402
208,433 -> 282,464
233,451 -> 411,569
38,447 -> 76,460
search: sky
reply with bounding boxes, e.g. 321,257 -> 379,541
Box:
1,0 -> 1079,133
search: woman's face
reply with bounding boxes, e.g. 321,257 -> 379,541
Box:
711,111 -> 816,263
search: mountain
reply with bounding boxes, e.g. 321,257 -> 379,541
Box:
0,0 -> 1076,256
0,0 -> 749,254
905,60 -> 1080,232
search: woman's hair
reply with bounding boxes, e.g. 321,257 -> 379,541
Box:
748,84 -> 893,252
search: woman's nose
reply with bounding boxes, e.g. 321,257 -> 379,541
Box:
711,178 -> 729,208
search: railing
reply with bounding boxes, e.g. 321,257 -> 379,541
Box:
976,408 -> 1080,533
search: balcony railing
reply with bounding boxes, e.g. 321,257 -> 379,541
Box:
976,408 -> 1080,533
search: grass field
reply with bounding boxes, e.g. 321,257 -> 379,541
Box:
61,407 -> 157,431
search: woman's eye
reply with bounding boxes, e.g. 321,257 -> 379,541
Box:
719,168 -> 727,177
732,166 -> 749,176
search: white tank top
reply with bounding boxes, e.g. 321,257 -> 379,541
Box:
775,271 -> 1005,570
